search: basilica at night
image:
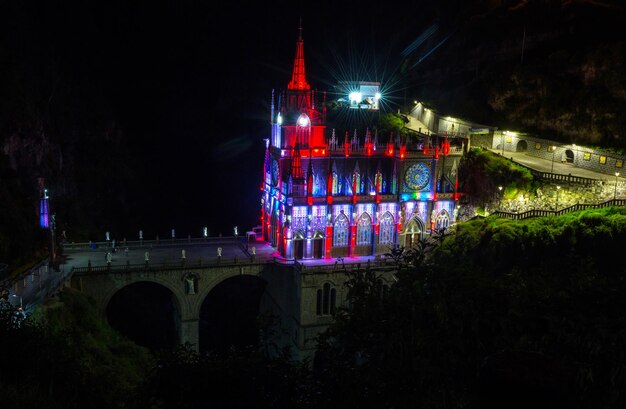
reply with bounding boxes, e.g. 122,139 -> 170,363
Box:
260,25 -> 466,260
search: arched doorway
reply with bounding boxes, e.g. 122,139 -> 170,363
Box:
516,140 -> 528,152
313,231 -> 324,259
293,231 -> 304,260
199,275 -> 267,354
403,217 -> 424,248
565,149 -> 574,163
106,282 -> 181,351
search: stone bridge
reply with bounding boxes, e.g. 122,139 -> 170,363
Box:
71,260 -> 269,349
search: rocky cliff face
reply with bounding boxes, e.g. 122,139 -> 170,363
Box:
406,1 -> 626,148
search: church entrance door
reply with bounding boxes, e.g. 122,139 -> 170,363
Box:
313,236 -> 323,259
404,218 -> 423,248
293,238 -> 304,260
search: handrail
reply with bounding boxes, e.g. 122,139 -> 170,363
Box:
492,199 -> 626,220
62,236 -> 241,251
72,257 -> 265,275
498,152 -> 601,185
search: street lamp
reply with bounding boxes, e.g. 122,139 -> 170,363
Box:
498,186 -> 503,209
615,172 -> 620,200
551,145 -> 557,174
555,185 -> 561,210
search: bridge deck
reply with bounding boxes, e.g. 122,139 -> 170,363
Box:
63,239 -> 251,269
63,237 -> 390,273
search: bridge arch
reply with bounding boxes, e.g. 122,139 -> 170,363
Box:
105,280 -> 185,350
516,140 -> 528,152
197,274 -> 267,353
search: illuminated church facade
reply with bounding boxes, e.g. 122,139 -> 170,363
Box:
261,26 -> 464,260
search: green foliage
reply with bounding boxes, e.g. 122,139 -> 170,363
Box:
377,113 -> 407,137
459,148 -> 535,206
135,345 -> 313,409
0,288 -> 151,409
316,208 -> 626,408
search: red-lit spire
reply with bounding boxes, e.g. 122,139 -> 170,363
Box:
288,20 -> 311,91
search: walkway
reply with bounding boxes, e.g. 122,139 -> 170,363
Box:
490,149 -> 626,182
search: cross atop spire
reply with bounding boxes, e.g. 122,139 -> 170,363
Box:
288,19 -> 311,91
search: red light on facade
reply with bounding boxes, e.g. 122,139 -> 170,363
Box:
376,194 -> 380,204
307,196 -> 313,206
325,225 -> 333,258
322,149 -> 326,155
386,147 -> 394,156
374,224 -> 380,235
327,195 -> 333,204
352,195 -> 357,204
443,138 -> 450,156
400,145 -> 406,160
424,145 -> 430,155
397,223 -> 402,233
435,146 -> 440,159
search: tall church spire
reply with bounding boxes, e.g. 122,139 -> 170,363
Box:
288,19 -> 311,91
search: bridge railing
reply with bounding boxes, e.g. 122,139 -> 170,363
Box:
495,150 -> 602,185
275,257 -> 400,274
492,198 -> 626,220
63,236 -> 242,251
71,256 -> 262,274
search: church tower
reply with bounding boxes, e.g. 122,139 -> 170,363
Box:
260,22 -> 460,261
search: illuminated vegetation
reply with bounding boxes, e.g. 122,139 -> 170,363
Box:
459,148 -> 536,206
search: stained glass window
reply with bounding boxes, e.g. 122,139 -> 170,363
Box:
357,213 -> 372,246
334,213 -> 349,247
435,211 -> 450,231
379,211 -> 395,245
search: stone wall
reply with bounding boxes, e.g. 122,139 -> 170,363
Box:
492,131 -> 625,178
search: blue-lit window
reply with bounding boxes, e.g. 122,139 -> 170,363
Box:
379,211 -> 395,245
356,213 -> 372,246
436,211 -> 450,231
333,214 -> 349,247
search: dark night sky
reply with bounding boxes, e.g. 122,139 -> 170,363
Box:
0,0 -> 453,237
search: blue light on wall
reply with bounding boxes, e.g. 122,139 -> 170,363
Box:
39,198 -> 49,228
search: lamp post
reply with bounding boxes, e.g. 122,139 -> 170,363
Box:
615,172 -> 620,200
555,185 -> 561,210
551,146 -> 557,174
498,186 -> 503,209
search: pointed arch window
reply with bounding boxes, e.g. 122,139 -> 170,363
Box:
353,171 -> 361,194
356,213 -> 372,246
379,211 -> 395,245
436,211 -> 450,231
316,282 -> 337,316
332,171 -> 338,195
333,213 -> 349,247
